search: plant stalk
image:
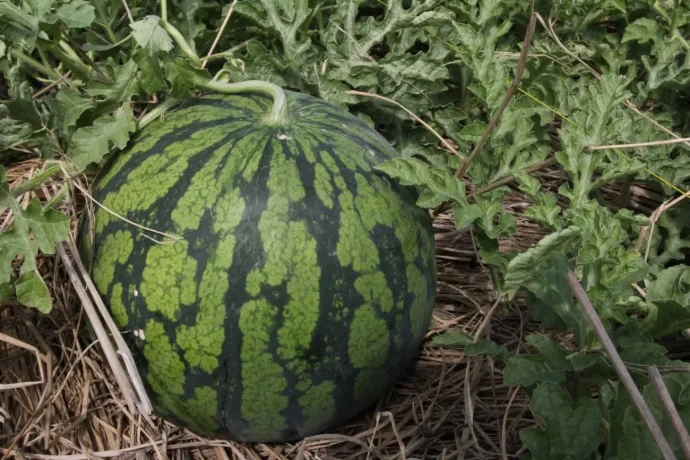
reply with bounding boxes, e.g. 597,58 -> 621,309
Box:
10,50 -> 62,81
42,185 -> 69,210
94,0 -> 118,43
161,20 -> 202,66
202,79 -> 289,125
137,98 -> 180,130
39,41 -> 91,80
11,165 -> 62,198
161,0 -> 168,23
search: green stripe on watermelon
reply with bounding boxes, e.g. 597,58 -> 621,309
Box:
79,89 -> 436,443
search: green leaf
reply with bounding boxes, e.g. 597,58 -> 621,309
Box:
430,330 -> 509,358
164,57 -> 211,98
411,10 -> 454,27
0,282 -> 14,301
622,18 -> 663,44
648,265 -> 690,306
0,227 -> 25,284
569,202 -> 626,265
520,382 -> 603,460
0,166 -> 69,312
454,203 -> 483,229
642,265 -> 690,336
556,75 -> 635,207
258,0 -> 311,61
523,194 -> 562,230
15,269 -> 52,313
611,373 -> 690,460
376,158 -> 468,208
430,330 -> 473,348
566,351 -> 608,372
504,334 -> 573,386
88,60 -> 140,103
69,103 -> 136,169
0,0 -> 40,45
0,106 -> 33,150
43,0 -> 95,28
134,49 -> 168,95
131,16 -> 174,56
503,226 -> 581,296
522,253 -> 590,346
172,0 -> 207,40
647,300 -> 690,339
23,198 -> 70,254
6,99 -> 43,129
618,341 -> 679,367
465,339 -> 510,359
640,203 -> 690,266
56,87 -> 97,130
473,190 -> 517,239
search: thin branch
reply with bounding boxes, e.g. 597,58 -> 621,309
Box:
202,0 -> 238,69
32,71 -> 72,99
454,1 -> 536,178
346,90 -> 463,160
66,237 -> 153,417
647,366 -> 690,460
56,243 -> 139,415
473,295 -> 504,341
586,137 -> 690,151
64,167 -> 182,242
470,157 -> 556,198
0,333 -> 47,391
120,0 -> 134,24
566,272 -> 678,460
634,189 -> 690,260
502,386 -> 522,460
433,156 -> 557,217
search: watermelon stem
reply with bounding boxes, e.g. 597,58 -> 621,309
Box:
203,79 -> 289,125
161,20 -> 202,67
159,10 -> 288,125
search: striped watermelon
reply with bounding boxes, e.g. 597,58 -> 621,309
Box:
78,90 -> 436,442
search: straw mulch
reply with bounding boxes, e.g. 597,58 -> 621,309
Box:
0,154 -> 664,459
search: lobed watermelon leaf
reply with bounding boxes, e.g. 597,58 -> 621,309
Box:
0,166 -> 69,312
520,382 -> 603,460
69,102 -> 136,169
130,16 -> 174,56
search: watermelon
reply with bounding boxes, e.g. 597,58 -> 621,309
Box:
78,89 -> 436,442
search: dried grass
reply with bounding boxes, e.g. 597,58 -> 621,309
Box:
0,155 -> 664,459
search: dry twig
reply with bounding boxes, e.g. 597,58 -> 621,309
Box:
454,0 -> 536,179
586,138 -> 690,150
566,272 -> 677,460
346,90 -> 462,160
202,0 -> 239,69
647,366 -> 690,460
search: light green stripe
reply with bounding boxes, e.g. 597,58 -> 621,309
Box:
239,299 -> 288,438
140,241 -> 197,321
97,125 -> 230,233
177,190 -> 245,373
92,230 -> 132,294
144,320 -> 218,433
